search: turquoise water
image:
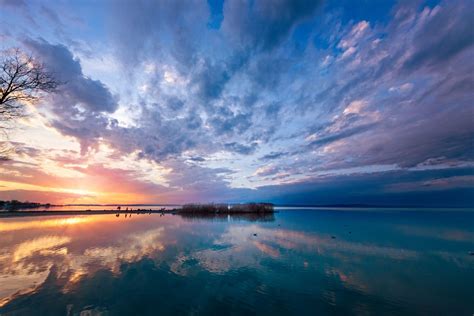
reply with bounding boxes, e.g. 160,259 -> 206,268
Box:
0,209 -> 473,315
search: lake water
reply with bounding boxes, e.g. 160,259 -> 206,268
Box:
0,209 -> 473,315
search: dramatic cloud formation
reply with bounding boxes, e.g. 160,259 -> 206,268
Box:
0,0 -> 472,205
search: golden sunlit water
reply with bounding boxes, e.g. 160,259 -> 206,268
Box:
0,209 -> 473,315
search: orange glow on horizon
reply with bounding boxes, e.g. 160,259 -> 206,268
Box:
0,124 -> 172,204
0,180 -> 159,205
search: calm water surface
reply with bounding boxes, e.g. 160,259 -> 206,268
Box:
0,209 -> 473,315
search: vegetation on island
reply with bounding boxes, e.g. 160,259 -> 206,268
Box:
180,203 -> 274,214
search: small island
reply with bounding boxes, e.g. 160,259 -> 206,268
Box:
180,203 -> 274,214
0,200 -> 56,211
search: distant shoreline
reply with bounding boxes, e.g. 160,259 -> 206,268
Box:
0,210 -> 282,218
0,209 -> 177,218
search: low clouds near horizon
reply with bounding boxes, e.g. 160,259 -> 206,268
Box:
0,0 -> 473,206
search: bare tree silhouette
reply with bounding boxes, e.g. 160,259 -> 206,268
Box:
0,48 -> 59,160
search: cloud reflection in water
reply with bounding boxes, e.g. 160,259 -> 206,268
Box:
0,210 -> 473,315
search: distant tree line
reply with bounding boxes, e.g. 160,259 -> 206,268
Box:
0,200 -> 51,211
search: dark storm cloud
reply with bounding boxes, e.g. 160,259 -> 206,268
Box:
24,39 -> 118,113
402,1 -> 474,72
189,156 -> 206,162
260,151 -> 288,161
165,97 -> 185,111
209,108 -> 253,135
193,54 -> 249,103
222,0 -> 323,51
309,123 -> 378,148
224,142 -> 258,155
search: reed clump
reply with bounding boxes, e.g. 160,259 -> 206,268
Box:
180,203 -> 274,214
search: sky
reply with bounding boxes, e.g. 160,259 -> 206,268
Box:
0,0 -> 473,206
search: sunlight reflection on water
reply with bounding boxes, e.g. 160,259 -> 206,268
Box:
0,209 -> 473,315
